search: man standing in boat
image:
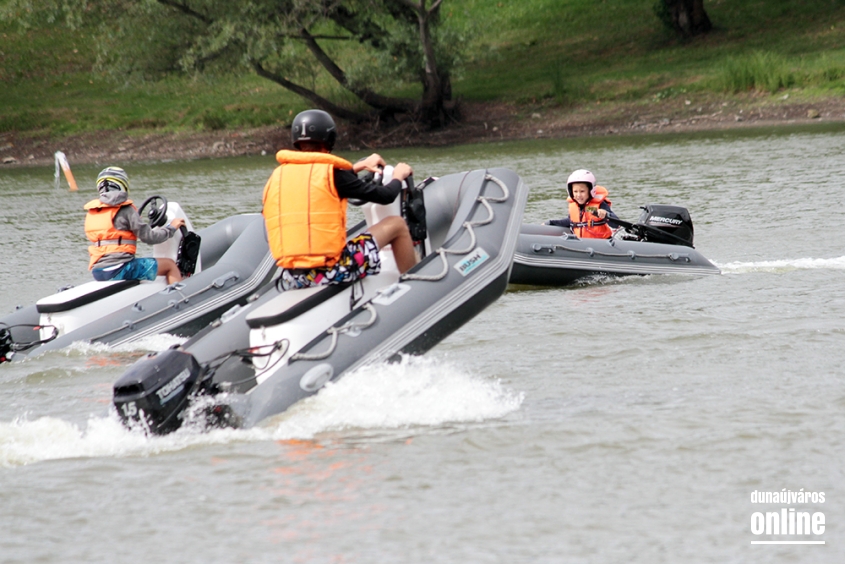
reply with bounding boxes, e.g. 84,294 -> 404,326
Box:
546,169 -> 619,238
262,109 -> 418,290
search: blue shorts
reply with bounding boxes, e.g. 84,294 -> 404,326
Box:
92,257 -> 158,282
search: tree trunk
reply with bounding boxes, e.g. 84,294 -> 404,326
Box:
399,0 -> 457,128
663,0 -> 712,38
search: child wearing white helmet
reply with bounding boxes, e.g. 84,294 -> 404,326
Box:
546,169 -> 618,239
84,166 -> 185,284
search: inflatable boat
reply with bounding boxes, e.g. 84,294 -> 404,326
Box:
0,197 -> 276,363
112,167 -> 528,434
510,204 -> 721,286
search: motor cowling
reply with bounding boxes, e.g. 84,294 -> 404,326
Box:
636,204 -> 695,247
113,348 -> 203,435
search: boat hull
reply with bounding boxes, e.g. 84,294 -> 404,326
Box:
2,213 -> 276,361
113,168 -> 529,432
509,224 -> 720,286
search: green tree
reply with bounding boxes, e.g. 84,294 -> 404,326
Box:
2,0 -> 464,127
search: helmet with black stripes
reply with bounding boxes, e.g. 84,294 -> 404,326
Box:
97,166 -> 130,194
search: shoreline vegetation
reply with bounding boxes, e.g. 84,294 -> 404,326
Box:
2,1 -> 845,168
3,95 -> 844,168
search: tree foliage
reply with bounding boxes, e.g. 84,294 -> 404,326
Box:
1,0 -> 466,127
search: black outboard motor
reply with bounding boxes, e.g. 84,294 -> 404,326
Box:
635,204 -> 695,247
113,348 -> 203,434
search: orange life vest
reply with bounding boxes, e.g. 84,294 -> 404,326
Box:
568,186 -> 613,239
262,150 -> 354,269
84,199 -> 138,269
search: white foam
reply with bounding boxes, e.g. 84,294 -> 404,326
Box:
717,256 -> 845,273
0,412 -> 269,468
0,356 -> 522,467
268,355 -> 524,440
60,333 -> 186,356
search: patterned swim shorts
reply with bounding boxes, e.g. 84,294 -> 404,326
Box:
279,232 -> 382,291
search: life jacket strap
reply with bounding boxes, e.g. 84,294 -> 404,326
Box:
95,238 -> 136,247
572,219 -> 608,228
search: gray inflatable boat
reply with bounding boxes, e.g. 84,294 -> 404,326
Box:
510,204 -> 720,286
0,202 -> 276,363
112,168 -> 528,434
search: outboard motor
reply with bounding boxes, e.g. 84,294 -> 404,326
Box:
113,348 -> 203,434
636,204 -> 695,247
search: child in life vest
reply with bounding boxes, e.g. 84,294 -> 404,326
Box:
84,167 -> 185,284
546,169 -> 618,239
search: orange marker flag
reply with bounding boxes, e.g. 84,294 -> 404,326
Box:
54,151 -> 78,191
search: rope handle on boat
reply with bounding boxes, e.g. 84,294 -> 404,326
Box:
401,173 -> 510,282
533,243 -> 691,262
284,172 -> 508,365
288,303 -> 378,363
87,273 -> 241,342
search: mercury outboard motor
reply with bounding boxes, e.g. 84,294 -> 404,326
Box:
635,204 -> 695,247
113,348 -> 204,434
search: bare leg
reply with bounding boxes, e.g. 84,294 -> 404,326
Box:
157,258 -> 183,285
368,216 -> 417,274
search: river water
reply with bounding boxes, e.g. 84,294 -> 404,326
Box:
1,124 -> 844,563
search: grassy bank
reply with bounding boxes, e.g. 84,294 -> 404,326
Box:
1,0 -> 845,139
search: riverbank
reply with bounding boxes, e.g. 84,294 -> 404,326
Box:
2,94 -> 844,168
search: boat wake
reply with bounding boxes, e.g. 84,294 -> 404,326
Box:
717,256 -> 845,274
63,333 -> 187,356
266,355 -> 524,441
0,356 -> 522,468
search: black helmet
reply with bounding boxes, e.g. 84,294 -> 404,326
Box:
291,109 -> 337,151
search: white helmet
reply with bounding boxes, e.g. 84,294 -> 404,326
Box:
566,169 -> 597,199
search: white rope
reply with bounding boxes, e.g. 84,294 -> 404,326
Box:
402,173 -> 509,282
288,172 -> 510,362
289,303 -> 378,362
88,275 -> 238,341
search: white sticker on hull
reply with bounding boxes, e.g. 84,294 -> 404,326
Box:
454,247 -> 489,277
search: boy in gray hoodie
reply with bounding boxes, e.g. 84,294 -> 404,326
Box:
84,167 -> 184,284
